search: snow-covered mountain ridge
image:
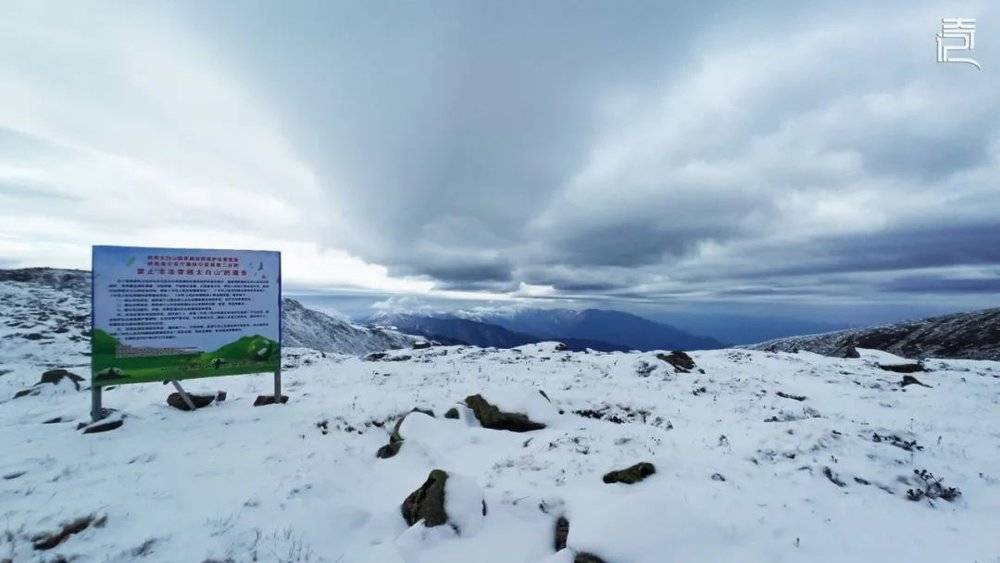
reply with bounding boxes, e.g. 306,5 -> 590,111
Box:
747,308 -> 1000,361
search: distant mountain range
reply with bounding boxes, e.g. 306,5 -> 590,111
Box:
747,307 -> 1000,361
368,308 -> 725,351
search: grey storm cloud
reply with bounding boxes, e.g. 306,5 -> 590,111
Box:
2,0 -> 999,312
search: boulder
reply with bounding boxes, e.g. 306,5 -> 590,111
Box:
412,341 -> 432,350
401,469 -> 450,527
39,369 -> 84,390
13,368 -> 87,398
464,394 -> 546,432
400,469 -> 487,535
656,351 -> 695,373
603,462 -> 656,484
842,346 -> 861,358
166,392 -> 216,411
444,407 -> 460,419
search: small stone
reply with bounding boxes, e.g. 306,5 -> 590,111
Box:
82,418 -> 124,434
554,516 -> 569,551
444,407 -> 460,419
603,462 -> 656,484
878,362 -> 925,374
900,375 -> 932,388
252,394 -> 289,407
13,388 -> 37,399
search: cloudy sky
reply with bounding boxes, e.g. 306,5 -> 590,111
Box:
1,0 -> 997,323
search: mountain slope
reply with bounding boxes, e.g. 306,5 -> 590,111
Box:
747,308 -> 1000,360
469,308 -> 726,351
282,298 -> 416,354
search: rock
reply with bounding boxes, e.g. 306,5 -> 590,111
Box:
376,440 -> 403,459
81,417 -> 124,434
444,407 -> 460,419
554,516 -> 569,551
412,341 -> 432,349
554,342 -> 569,352
464,394 -> 546,432
14,368 -> 87,398
364,352 -> 387,361
31,514 -> 106,550
23,332 -> 44,340
252,394 -> 289,407
877,362 -> 925,373
3,470 -> 26,480
93,367 -> 124,382
900,375 -> 932,388
167,392 -> 216,411
776,391 -> 807,402
215,390 -> 227,402
39,369 -> 84,390
842,346 -> 861,358
12,388 -> 38,399
575,554 -> 607,563
656,351 -> 696,373
603,461 -> 656,484
401,469 -> 449,527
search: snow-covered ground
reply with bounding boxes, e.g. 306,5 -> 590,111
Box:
2,276 -> 1000,562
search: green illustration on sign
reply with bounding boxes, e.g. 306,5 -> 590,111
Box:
91,330 -> 280,385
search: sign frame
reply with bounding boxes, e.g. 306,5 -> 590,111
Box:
90,245 -> 283,421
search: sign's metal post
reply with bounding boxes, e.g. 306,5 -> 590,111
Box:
274,369 -> 282,403
91,385 -> 103,422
